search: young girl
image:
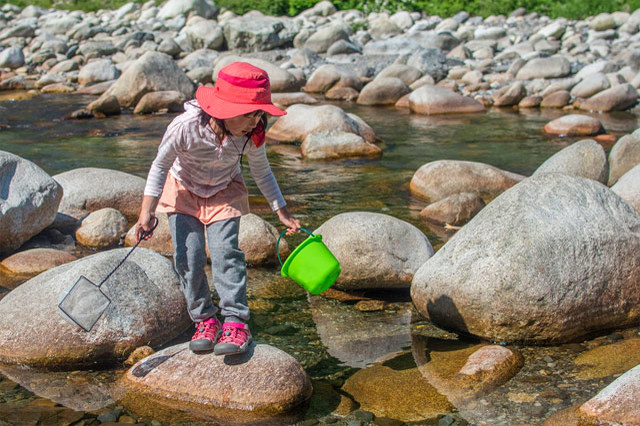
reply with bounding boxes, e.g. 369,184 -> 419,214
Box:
135,62 -> 300,355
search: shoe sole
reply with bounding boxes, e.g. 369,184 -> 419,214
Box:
190,339 -> 215,352
214,336 -> 252,356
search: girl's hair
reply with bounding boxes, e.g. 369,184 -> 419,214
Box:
200,110 -> 267,142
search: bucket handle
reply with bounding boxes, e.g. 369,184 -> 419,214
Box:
276,227 -> 314,267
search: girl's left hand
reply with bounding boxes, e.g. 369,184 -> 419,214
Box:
277,207 -> 301,235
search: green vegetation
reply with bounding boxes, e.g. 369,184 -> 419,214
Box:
1,0 -> 639,19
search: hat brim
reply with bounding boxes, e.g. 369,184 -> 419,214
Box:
196,88 -> 286,119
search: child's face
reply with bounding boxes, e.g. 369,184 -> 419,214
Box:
223,111 -> 264,136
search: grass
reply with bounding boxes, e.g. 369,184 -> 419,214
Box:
0,0 -> 638,19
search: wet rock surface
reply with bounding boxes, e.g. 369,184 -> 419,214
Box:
119,342 -> 312,423
0,248 -> 190,369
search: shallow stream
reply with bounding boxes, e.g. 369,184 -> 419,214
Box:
0,92 -> 639,425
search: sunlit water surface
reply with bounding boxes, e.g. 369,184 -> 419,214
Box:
0,93 -> 639,425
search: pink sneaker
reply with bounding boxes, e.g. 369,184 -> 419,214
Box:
189,317 -> 222,352
214,322 -> 252,355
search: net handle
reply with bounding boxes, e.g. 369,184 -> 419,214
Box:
97,216 -> 158,288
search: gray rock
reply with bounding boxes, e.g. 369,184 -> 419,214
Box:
515,55 -> 571,80
611,164 -> 640,213
0,151 -> 63,255
222,12 -> 298,53
98,51 -> 194,108
608,133 -> 640,185
157,0 -> 218,20
75,207 -> 129,248
53,167 -> 145,221
133,90 -> 185,114
375,63 -> 422,85
0,23 -> 35,40
363,36 -> 421,55
239,213 -> 290,266
533,139 -> 608,183
0,248 -> 190,369
411,173 -> 640,344
176,48 -> 218,71
571,72 -> 611,98
327,39 -> 361,55
184,19 -> 224,50
266,104 -> 377,144
303,22 -> 351,53
408,85 -> 485,115
314,212 -> 434,290
77,41 -> 117,60
304,63 -> 362,93
157,37 -> 182,57
410,159 -> 524,203
78,59 -> 120,86
420,192 -> 485,226
301,130 -> 382,160
0,46 -> 24,69
578,83 -> 638,112
357,77 -> 411,105
406,48 -> 450,82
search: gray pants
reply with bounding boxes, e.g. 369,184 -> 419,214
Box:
169,214 -> 248,324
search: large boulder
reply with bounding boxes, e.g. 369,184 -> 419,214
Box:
314,212 -> 434,290
410,160 -> 524,203
0,248 -> 190,369
411,173 -> 640,344
221,12 -> 298,52
0,151 -> 63,255
267,104 -> 378,144
409,85 -> 485,115
533,139 -> 608,183
53,168 -> 145,222
119,343 -> 312,423
97,52 -> 194,109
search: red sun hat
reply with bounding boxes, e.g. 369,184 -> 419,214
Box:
195,62 -> 286,120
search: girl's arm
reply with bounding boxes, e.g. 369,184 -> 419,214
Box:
246,143 -> 300,234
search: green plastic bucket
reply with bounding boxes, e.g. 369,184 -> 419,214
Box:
277,228 -> 341,294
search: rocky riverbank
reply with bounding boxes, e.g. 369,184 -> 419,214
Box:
1,0 -> 640,423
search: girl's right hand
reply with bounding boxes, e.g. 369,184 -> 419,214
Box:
135,212 -> 156,242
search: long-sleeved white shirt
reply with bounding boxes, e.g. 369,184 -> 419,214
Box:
144,100 -> 286,211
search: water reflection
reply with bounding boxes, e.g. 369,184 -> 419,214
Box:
309,295 -> 412,368
0,364 -> 118,411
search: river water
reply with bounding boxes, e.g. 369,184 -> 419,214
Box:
0,92 -> 639,425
